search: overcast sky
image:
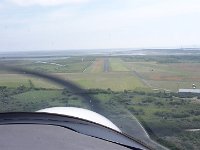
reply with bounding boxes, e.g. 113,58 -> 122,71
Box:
0,0 -> 200,51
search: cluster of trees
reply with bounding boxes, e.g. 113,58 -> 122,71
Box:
0,86 -> 9,97
0,80 -> 36,100
62,88 -> 114,96
122,55 -> 200,63
86,88 -> 113,94
128,107 -> 145,115
1,85 -> 199,150
178,92 -> 200,98
189,110 -> 200,116
154,111 -> 190,119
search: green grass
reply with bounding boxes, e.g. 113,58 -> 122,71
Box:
14,90 -> 62,102
8,90 -> 87,111
93,91 -> 200,149
0,74 -> 62,89
2,58 -> 93,73
0,57 -> 146,91
23,61 -> 92,73
0,74 -> 30,87
0,90 -> 63,112
110,58 -> 129,71
3,57 -> 200,92
57,72 -> 145,91
0,72 -> 145,91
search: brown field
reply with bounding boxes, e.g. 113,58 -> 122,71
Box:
123,61 -> 200,91
149,75 -> 200,81
149,75 -> 183,81
85,58 -> 104,73
170,63 -> 200,72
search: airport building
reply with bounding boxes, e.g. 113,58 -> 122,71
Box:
178,89 -> 200,94
178,89 -> 200,97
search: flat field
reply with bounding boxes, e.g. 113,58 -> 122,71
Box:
1,55 -> 200,149
110,58 -> 129,71
57,72 -> 145,91
1,56 -> 200,91
1,57 -> 93,73
0,57 -> 145,91
0,74 -> 62,89
124,61 -> 200,91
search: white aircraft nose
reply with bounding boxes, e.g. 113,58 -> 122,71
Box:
37,107 -> 121,132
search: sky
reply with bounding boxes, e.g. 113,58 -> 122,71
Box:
0,0 -> 200,51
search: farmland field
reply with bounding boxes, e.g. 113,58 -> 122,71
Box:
0,57 -> 145,91
1,56 -> 200,91
124,61 -> 200,91
1,55 -> 200,150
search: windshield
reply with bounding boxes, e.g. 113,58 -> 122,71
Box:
1,0 -> 200,150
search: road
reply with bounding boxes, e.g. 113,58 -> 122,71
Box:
132,70 -> 152,88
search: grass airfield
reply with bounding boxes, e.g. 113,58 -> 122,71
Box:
0,57 -> 145,91
1,55 -> 200,149
1,56 -> 200,92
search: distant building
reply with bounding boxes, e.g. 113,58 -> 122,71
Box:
178,89 -> 200,97
178,89 -> 200,94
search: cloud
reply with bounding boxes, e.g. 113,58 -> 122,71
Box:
8,0 -> 90,6
99,0 -> 200,24
1,0 -> 200,50
78,0 -> 200,31
129,0 -> 200,20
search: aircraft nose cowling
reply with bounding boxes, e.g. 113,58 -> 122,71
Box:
37,107 -> 121,132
